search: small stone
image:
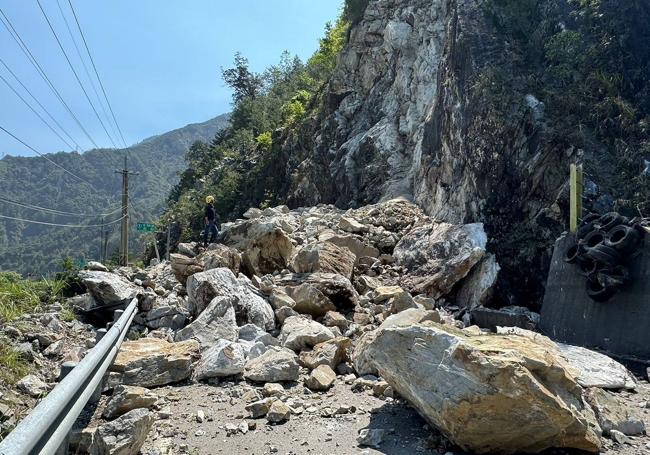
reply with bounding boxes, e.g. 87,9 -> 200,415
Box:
266,400 -> 291,423
225,423 -> 239,436
305,365 -> 336,391
245,398 -> 275,419
238,421 -> 248,434
357,428 -> 385,448
610,430 -> 630,445
196,410 -> 205,423
16,374 -> 48,397
263,383 -> 284,397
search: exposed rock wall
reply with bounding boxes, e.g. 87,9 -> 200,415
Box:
283,0 -> 571,307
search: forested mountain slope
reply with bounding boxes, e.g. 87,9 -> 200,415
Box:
162,0 -> 650,308
0,114 -> 229,275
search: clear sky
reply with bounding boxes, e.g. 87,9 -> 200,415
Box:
0,0 -> 343,157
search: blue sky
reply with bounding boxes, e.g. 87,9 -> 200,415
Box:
0,0 -> 343,156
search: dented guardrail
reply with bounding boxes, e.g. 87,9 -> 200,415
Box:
0,298 -> 138,455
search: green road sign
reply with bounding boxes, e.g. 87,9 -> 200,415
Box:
136,222 -> 156,233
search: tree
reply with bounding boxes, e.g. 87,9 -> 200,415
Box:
221,53 -> 264,104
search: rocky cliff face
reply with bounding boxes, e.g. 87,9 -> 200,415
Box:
281,0 -> 650,307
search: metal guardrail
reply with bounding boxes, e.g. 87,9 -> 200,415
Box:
0,298 -> 138,455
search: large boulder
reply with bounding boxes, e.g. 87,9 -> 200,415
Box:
289,242 -> 356,279
287,283 -> 336,317
456,253 -> 500,310
110,338 -> 199,387
223,220 -> 294,275
142,305 -> 187,331
93,408 -> 154,455
103,385 -> 158,419
200,244 -> 242,275
280,316 -> 335,351
174,296 -> 238,347
299,337 -> 351,370
319,232 -> 380,263
393,223 -> 487,298
186,268 -> 274,330
193,339 -> 246,380
274,273 -> 359,310
557,344 -> 636,390
170,253 -> 203,285
79,271 -> 139,307
244,346 -> 300,383
363,322 -> 601,454
585,388 -> 646,436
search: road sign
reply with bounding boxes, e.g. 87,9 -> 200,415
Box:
136,223 -> 156,233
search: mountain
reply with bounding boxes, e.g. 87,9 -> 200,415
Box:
163,0 -> 650,309
0,113 -> 230,275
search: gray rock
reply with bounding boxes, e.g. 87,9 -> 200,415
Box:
585,388 -> 645,436
16,374 -> 48,397
288,283 -> 336,317
86,261 -> 109,272
289,242 -> 356,279
143,305 -> 187,330
393,223 -> 487,298
456,253 -> 500,311
93,408 -> 154,455
186,268 -> 274,330
245,398 -> 276,418
471,306 -> 539,332
357,429 -> 385,448
266,400 -> 291,423
280,316 -> 335,351
557,344 -> 636,390
103,385 -> 158,419
79,271 -> 139,307
274,273 -> 359,311
193,339 -> 246,380
275,306 -> 299,325
175,296 -> 238,347
244,347 -> 300,383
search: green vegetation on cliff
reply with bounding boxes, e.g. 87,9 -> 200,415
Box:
162,16 -> 349,242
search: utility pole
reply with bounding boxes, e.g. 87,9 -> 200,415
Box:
99,216 -> 104,262
115,154 -> 139,266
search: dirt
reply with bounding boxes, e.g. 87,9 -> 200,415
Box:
137,377 -> 650,455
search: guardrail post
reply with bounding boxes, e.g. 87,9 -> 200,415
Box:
113,309 -> 124,322
54,362 -> 77,455
95,328 -> 107,343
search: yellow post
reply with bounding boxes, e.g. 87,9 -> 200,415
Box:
570,163 -> 583,232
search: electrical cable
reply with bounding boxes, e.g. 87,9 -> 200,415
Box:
67,0 -> 128,148
0,196 -> 122,218
35,0 -> 118,148
0,213 -> 126,228
0,71 -> 75,151
55,0 -> 118,143
0,8 -> 99,149
0,124 -> 98,189
0,57 -> 81,151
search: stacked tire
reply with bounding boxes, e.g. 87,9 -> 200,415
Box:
565,212 -> 647,302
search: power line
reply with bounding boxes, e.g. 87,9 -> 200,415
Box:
0,71 -> 75,151
0,57 -> 81,151
67,0 -> 128,149
0,124 -> 98,189
0,8 -> 99,149
35,0 -> 118,148
55,0 -> 119,144
0,196 -> 122,218
0,213 -> 126,228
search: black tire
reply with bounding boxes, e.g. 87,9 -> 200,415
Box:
597,266 -> 629,288
578,257 -> 599,276
580,230 -> 606,248
586,278 -> 617,302
597,212 -> 628,232
565,243 -> 580,263
605,225 -> 641,255
581,213 -> 600,225
577,222 -> 596,240
585,244 -> 621,265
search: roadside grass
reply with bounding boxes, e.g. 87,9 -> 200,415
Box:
0,344 -> 30,385
0,272 -> 66,323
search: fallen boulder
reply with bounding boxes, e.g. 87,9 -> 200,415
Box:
289,242 -> 356,279
299,337 -> 351,370
305,365 -> 336,391
287,283 -> 336,317
111,338 -> 199,387
174,296 -> 238,347
557,344 -> 636,390
585,388 -> 645,437
193,339 -> 246,380
456,253 -> 500,310
103,385 -> 158,419
79,271 -> 139,307
274,273 -> 359,310
170,253 -> 203,285
244,346 -> 300,383
93,408 -> 154,455
280,316 -> 335,351
363,322 -> 602,454
186,268 -> 274,330
470,306 -> 539,332
201,244 -> 242,275
393,223 -> 487,298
